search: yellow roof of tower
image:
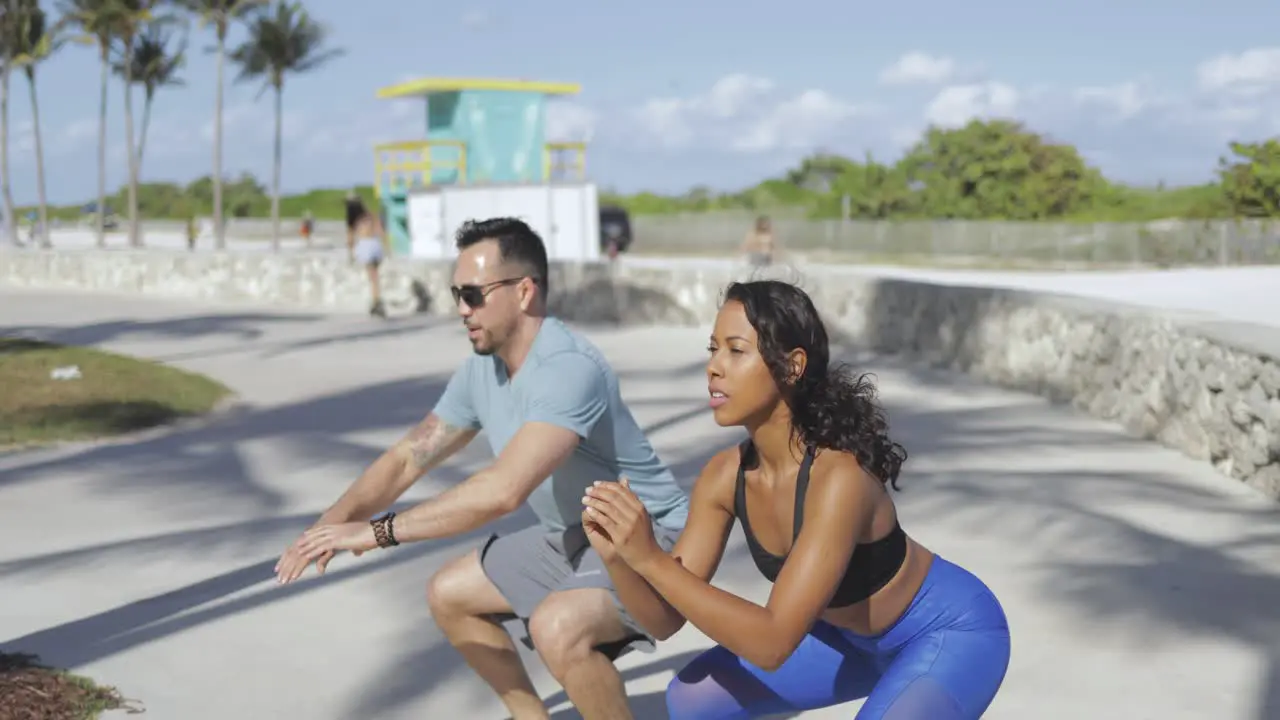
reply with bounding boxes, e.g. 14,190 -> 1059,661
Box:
376,77 -> 581,99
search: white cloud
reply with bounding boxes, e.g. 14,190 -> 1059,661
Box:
199,102 -> 258,142
1147,49 -> 1280,141
546,101 -> 596,142
1196,47 -> 1280,95
9,119 -> 33,155
879,52 -> 956,86
630,73 -> 867,153
461,10 -> 496,30
1073,82 -> 1147,120
61,118 -> 96,146
924,82 -> 1018,127
888,126 -> 923,149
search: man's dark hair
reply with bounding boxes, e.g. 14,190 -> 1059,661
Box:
455,217 -> 550,298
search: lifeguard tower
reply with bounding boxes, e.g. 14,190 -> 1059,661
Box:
373,77 -> 600,261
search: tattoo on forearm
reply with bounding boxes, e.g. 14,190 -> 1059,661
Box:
399,414 -> 474,472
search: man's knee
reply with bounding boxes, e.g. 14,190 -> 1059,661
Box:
426,549 -> 509,622
527,588 -> 623,670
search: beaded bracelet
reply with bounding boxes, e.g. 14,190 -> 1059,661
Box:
371,512 -> 399,548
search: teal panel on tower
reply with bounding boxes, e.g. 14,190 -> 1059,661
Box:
425,92 -> 465,185
380,186 -> 410,255
423,90 -> 546,184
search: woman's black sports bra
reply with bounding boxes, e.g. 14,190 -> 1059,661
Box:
734,440 -> 907,608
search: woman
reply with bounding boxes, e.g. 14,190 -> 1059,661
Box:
581,280 -> 1010,719
347,208 -> 390,318
343,190 -> 367,246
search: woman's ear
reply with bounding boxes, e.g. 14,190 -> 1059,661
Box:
786,348 -> 807,385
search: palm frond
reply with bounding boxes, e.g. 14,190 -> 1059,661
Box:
111,22 -> 186,90
227,0 -> 341,92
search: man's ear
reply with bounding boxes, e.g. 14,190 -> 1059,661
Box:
520,276 -> 539,311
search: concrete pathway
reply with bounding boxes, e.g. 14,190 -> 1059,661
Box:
622,257 -> 1280,329
1,287 -> 1277,720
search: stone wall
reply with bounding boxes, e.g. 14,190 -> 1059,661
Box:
2,249 -> 1276,500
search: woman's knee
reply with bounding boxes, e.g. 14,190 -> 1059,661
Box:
665,646 -> 745,720
863,630 -> 1009,719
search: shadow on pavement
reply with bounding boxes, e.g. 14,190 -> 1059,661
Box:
891,393 -> 1280,720
1,508 -> 535,671
3,312 -> 325,348
0,374 -> 458,519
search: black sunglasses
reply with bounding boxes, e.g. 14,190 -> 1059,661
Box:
450,277 -> 529,308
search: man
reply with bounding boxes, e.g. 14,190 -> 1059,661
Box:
274,217 -> 690,719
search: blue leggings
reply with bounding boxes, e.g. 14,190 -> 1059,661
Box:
665,556 -> 1010,718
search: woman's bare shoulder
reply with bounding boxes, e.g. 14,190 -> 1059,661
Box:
810,448 -> 880,496
690,444 -> 744,507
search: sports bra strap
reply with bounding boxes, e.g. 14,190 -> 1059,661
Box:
792,445 -> 816,540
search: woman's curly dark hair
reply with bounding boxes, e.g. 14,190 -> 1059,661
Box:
724,280 -> 907,489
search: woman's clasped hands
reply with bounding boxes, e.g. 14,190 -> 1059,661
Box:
581,478 -> 663,571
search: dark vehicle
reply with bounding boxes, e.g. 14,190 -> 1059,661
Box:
599,205 -> 633,253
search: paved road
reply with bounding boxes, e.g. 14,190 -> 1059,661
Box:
1,288 -> 1278,719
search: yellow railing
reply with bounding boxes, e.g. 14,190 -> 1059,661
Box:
373,139 -> 468,194
543,142 -> 587,181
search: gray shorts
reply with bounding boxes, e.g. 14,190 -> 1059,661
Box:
479,522 -> 679,660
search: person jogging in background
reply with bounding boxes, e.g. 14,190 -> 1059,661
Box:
344,189 -> 367,249
299,211 -> 314,247
582,279 -> 1011,719
348,208 -> 390,318
275,217 -> 691,719
742,215 -> 777,267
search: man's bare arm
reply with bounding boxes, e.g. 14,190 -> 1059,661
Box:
390,421 -> 581,543
317,412 -> 477,525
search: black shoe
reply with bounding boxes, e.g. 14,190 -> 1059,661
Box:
370,300 -> 387,318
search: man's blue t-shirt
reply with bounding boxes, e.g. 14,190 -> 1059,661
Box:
431,317 -> 690,533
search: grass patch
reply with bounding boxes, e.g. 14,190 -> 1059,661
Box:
0,338 -> 231,448
0,653 -> 139,719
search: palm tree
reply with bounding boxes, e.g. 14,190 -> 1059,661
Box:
112,0 -> 169,247
229,1 -> 339,251
55,0 -> 124,248
0,0 -> 21,246
174,0 -> 265,251
112,22 -> 184,172
9,0 -> 63,247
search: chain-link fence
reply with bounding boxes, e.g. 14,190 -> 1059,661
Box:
629,213 -> 1280,268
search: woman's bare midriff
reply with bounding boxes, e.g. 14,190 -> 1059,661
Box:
820,537 -> 935,636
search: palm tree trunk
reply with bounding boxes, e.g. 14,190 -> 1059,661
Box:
271,81 -> 281,252
212,25 -> 226,251
26,68 -> 49,248
122,41 -> 141,247
139,88 -> 153,172
0,68 -> 16,247
96,46 -> 109,248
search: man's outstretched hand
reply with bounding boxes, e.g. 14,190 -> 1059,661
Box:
275,524 -> 370,584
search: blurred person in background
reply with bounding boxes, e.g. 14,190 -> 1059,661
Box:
344,189 -> 367,249
300,210 -> 314,247
742,215 -> 777,267
348,207 -> 390,318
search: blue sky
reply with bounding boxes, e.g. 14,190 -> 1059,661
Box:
11,0 -> 1280,204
